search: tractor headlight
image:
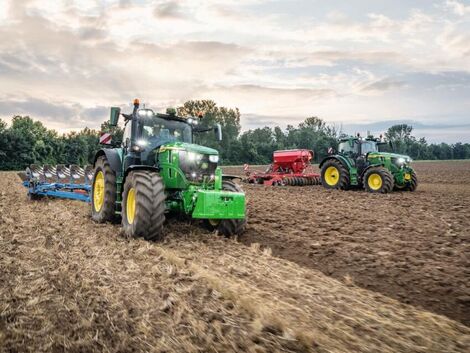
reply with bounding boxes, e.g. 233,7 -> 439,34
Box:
187,118 -> 199,125
136,139 -> 148,147
187,152 -> 203,162
138,109 -> 154,118
179,151 -> 218,182
397,157 -> 406,164
209,155 -> 219,163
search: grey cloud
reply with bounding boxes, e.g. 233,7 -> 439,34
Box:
362,78 -> 406,92
81,106 -> 109,121
0,97 -> 109,129
132,40 -> 247,59
0,98 -> 77,120
311,50 -> 402,64
222,84 -> 336,98
361,71 -> 470,93
154,1 -> 185,19
340,120 -> 470,143
78,27 -> 108,41
242,114 -> 284,130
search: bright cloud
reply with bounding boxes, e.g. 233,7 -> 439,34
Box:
0,0 -> 469,142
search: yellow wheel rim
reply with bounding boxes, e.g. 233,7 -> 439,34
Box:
324,166 -> 339,186
208,219 -> 219,227
126,188 -> 136,224
93,171 -> 105,212
368,173 -> 383,190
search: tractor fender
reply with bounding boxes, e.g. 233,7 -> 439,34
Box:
94,149 -> 122,175
360,163 -> 385,178
123,165 -> 160,185
319,156 -> 351,170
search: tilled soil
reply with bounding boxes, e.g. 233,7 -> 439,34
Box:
230,161 -> 470,325
1,162 -> 469,352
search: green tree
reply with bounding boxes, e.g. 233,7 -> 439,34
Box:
385,124 -> 414,154
177,100 -> 242,164
0,119 -> 7,164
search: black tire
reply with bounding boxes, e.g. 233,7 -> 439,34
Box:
363,167 -> 394,193
406,171 -> 418,192
122,170 -> 166,241
91,156 -> 116,223
321,160 -> 350,190
205,180 -> 247,236
28,192 -> 44,201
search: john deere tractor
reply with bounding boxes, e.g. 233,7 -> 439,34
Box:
91,99 -> 246,240
320,135 -> 418,193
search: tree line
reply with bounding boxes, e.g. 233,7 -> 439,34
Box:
1,100 -> 469,170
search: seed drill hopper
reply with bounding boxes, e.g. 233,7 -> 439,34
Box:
244,149 -> 320,186
19,164 -> 94,201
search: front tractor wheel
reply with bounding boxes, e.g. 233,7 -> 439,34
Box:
122,171 -> 166,241
406,171 -> 418,192
91,156 -> 116,223
364,167 -> 394,193
204,180 -> 247,237
321,160 -> 350,190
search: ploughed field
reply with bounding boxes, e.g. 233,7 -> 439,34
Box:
1,161 -> 469,352
225,161 -> 470,325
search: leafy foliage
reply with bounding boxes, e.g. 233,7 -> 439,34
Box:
0,110 -> 469,171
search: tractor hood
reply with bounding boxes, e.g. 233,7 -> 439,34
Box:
368,152 -> 412,161
158,142 -> 218,155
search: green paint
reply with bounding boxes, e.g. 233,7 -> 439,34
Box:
102,107 -> 246,222
321,136 -> 416,189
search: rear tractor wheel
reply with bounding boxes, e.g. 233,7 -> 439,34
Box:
321,160 -> 350,190
91,156 -> 116,223
204,180 -> 247,236
363,167 -> 394,193
122,170 -> 166,241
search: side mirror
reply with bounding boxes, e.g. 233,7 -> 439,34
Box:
110,107 -> 121,126
215,123 -> 222,141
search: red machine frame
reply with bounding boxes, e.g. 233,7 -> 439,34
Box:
244,149 -> 320,186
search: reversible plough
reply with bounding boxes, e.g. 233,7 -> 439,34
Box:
244,149 -> 320,186
19,164 -> 94,202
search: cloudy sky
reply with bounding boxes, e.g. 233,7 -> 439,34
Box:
0,0 -> 469,142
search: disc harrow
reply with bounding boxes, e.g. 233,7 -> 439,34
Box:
20,164 -> 94,202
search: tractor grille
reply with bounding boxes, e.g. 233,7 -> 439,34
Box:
178,151 -> 217,182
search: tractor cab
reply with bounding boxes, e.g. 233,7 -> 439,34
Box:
337,136 -> 383,157
113,101 -> 223,182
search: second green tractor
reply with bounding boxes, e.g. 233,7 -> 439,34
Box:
91,99 -> 246,241
320,135 -> 418,193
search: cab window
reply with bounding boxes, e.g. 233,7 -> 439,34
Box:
122,123 -> 132,147
339,141 -> 359,154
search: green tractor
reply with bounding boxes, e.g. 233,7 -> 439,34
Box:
91,99 -> 246,240
319,135 -> 418,193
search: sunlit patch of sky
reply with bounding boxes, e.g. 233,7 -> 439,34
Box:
0,0 -> 469,142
